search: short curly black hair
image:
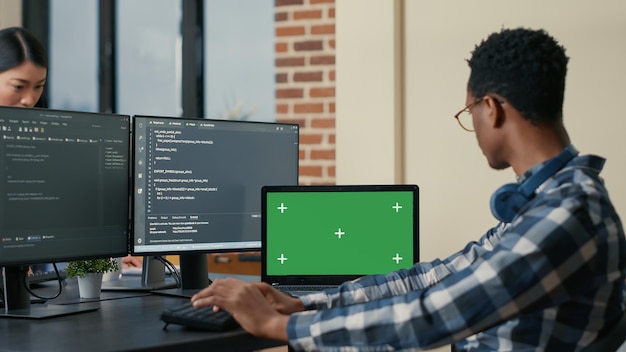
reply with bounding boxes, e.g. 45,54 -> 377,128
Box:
467,28 -> 569,125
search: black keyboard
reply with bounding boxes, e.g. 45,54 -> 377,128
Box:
160,302 -> 239,332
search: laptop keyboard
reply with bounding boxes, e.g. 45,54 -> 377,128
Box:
274,285 -> 337,293
160,302 -> 239,331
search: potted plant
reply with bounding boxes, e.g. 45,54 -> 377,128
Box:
66,258 -> 119,299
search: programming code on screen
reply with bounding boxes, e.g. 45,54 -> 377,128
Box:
133,116 -> 299,254
0,109 -> 130,265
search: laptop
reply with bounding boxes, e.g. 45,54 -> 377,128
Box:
261,184 -> 419,295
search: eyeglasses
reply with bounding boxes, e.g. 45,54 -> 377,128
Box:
454,98 -> 483,132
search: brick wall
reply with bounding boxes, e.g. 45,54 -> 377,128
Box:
275,0 -> 336,185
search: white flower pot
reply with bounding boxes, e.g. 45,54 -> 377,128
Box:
77,272 -> 104,299
102,257 -> 123,282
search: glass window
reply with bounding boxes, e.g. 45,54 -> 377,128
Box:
117,0 -> 182,117
204,0 -> 275,122
49,0 -> 98,112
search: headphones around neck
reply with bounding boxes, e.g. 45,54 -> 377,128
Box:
490,145 -> 578,223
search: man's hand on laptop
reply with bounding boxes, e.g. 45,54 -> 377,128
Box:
191,278 -> 299,341
251,281 -> 306,314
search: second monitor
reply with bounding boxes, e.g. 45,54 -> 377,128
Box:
131,115 -> 299,291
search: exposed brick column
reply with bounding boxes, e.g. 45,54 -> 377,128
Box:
275,0 -> 336,185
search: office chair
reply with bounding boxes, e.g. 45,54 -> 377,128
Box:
581,312 -> 626,352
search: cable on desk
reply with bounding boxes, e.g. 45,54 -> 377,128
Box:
157,256 -> 182,288
24,263 -> 63,301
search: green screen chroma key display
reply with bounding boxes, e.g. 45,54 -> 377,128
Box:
266,191 -> 415,275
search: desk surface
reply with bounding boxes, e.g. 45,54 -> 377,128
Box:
0,279 -> 284,352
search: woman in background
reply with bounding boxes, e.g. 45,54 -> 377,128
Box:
0,26 -> 50,276
0,26 -> 47,108
0,26 -> 141,269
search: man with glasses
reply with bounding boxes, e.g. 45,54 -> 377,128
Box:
191,28 -> 626,351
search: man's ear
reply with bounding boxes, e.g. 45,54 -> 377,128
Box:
484,95 -> 505,128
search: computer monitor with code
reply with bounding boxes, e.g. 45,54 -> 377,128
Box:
130,115 -> 299,293
0,106 -> 130,318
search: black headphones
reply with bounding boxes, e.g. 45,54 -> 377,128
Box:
490,145 -> 578,223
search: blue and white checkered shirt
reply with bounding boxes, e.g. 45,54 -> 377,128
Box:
287,153 -> 626,351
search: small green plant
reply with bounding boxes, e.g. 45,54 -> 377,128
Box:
66,258 -> 119,278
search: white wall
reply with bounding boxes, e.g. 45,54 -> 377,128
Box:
337,1 -> 626,351
336,0 -> 404,184
404,0 -> 626,261
0,0 -> 21,29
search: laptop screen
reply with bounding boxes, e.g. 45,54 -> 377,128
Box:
262,185 -> 419,285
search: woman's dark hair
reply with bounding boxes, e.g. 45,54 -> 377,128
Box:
467,28 -> 569,125
0,27 -> 48,107
0,27 -> 47,72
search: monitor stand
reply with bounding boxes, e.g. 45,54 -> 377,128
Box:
101,256 -> 177,291
151,253 -> 210,298
0,266 -> 99,319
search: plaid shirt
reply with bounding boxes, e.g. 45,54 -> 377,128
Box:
287,152 -> 626,351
